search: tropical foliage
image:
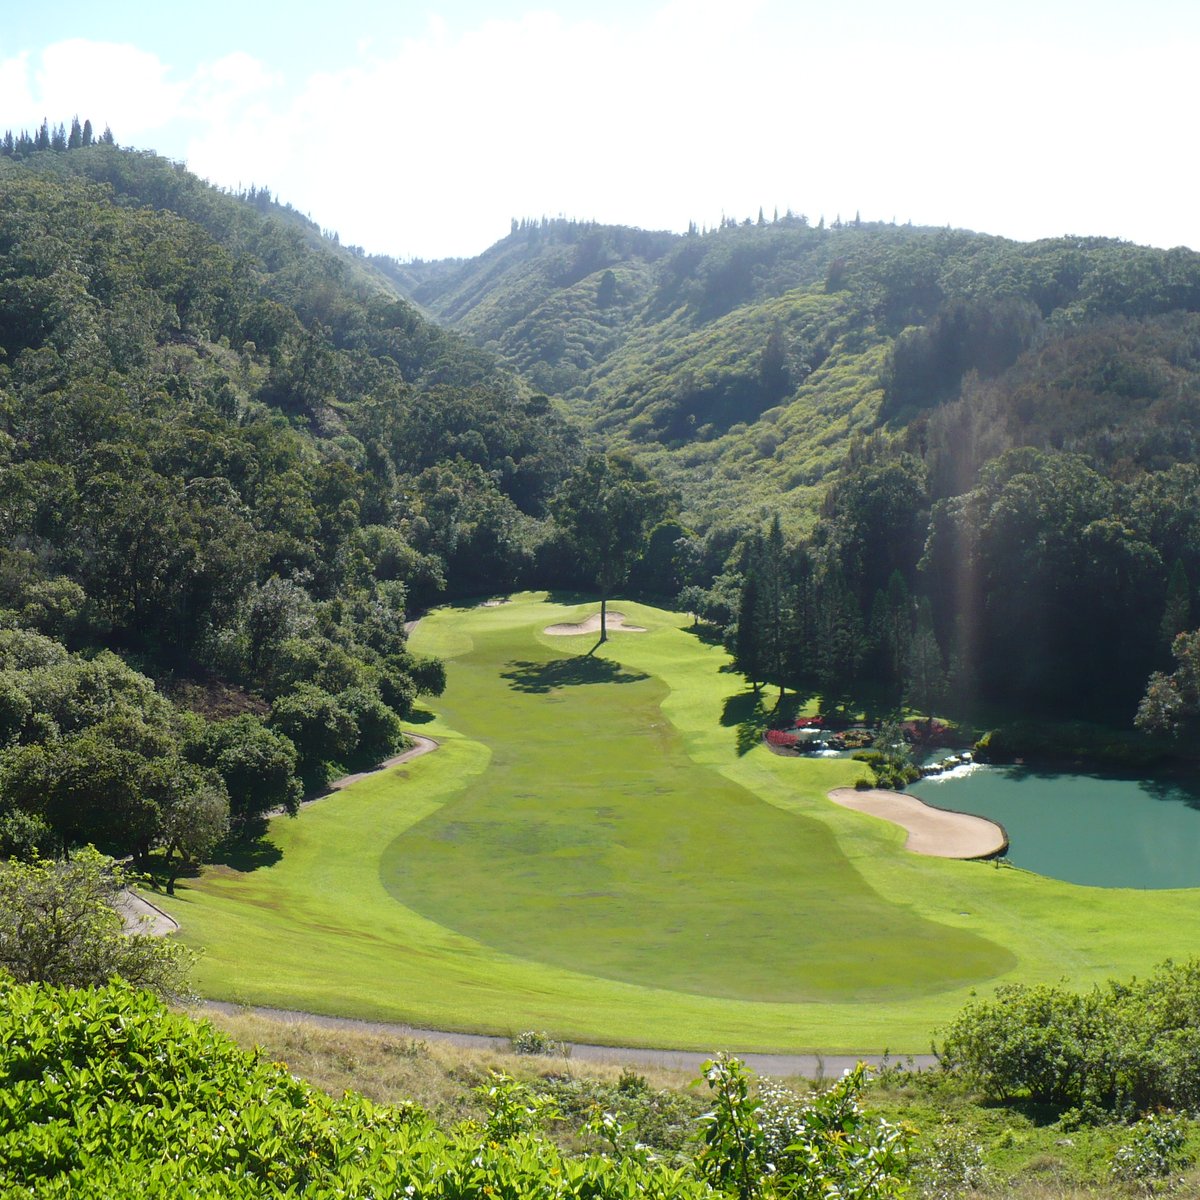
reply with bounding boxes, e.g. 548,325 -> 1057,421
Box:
0,981 -> 908,1199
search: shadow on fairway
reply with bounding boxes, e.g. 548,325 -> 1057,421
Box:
685,620 -> 726,646
722,689 -> 770,757
210,835 -> 284,874
501,656 -> 650,694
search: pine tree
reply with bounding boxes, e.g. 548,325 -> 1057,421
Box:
759,515 -> 792,696
734,567 -> 765,691
81,119 -> 94,146
35,120 -> 50,151
905,598 -> 946,728
68,116 -> 82,149
815,568 -> 864,716
869,570 -> 913,702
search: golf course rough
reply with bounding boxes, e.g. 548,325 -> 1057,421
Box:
165,594 -> 1200,1053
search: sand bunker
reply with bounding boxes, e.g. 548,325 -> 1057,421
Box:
827,787 -> 1007,860
544,610 -> 647,636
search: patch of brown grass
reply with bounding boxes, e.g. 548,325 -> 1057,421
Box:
203,1010 -> 695,1125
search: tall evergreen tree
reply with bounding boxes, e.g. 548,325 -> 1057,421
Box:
869,570 -> 913,703
905,597 -> 946,727
815,569 -> 864,716
733,567 -> 765,692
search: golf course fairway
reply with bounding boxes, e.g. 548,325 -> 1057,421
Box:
163,594 -> 1200,1052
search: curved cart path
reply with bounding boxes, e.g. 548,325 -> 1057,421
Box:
202,1000 -> 938,1079
118,889 -> 180,936
320,732 -> 440,795
827,787 -> 1007,859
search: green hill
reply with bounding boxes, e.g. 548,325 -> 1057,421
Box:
380,218 -> 1200,533
0,140 -> 583,866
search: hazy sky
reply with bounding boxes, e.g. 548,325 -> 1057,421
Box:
3,1 -> 1197,260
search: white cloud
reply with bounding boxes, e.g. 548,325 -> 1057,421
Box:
0,51 -> 34,120
34,40 -> 185,137
3,8 -> 1196,257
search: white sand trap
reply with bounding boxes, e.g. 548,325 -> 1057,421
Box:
827,787 -> 1007,860
544,610 -> 647,636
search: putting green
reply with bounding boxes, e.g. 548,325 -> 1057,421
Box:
163,595 -> 1200,1051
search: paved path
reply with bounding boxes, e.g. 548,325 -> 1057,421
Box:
827,787 -> 1007,859
202,1000 -> 938,1079
319,733 -> 440,795
117,889 -> 180,936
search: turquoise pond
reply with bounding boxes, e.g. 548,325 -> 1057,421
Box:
908,765 -> 1200,890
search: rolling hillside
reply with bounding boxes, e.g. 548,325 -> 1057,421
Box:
380,217 -> 1200,533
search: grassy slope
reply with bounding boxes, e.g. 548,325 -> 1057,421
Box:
163,596 -> 1200,1052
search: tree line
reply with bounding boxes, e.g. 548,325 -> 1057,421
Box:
695,443 -> 1200,731
1,116 -> 114,158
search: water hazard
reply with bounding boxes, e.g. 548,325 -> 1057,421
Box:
909,765 -> 1200,889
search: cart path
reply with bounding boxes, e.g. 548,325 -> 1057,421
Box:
117,889 -> 180,936
320,732 -> 440,794
201,1000 -> 938,1079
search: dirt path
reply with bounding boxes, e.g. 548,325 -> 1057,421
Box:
201,1000 -> 938,1079
827,786 -> 1007,859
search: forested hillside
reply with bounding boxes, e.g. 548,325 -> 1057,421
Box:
4,133 -> 1200,879
384,217 -> 1200,724
385,217 -> 1200,525
0,138 -> 590,867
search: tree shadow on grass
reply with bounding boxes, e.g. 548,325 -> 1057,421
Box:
501,656 -> 650,694
722,689 -> 770,756
405,706 -> 437,725
544,588 -> 592,607
209,834 -> 284,874
685,620 -> 726,647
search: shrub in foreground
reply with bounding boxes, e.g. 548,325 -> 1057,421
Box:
939,958 -> 1200,1115
0,983 -> 912,1199
0,981 -> 707,1198
0,848 -> 192,997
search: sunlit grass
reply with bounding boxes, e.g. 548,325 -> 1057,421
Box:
163,594 -> 1200,1052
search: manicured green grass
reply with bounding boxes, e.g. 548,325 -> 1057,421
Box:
382,616 -> 1008,1002
163,594 -> 1200,1052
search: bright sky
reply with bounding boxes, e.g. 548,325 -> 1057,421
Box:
2,1 -> 1197,261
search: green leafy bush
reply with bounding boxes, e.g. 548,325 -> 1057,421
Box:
940,959 -> 1200,1115
0,848 -> 193,997
0,980 -> 710,1198
694,1055 -> 910,1200
1111,1111 -> 1192,1191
